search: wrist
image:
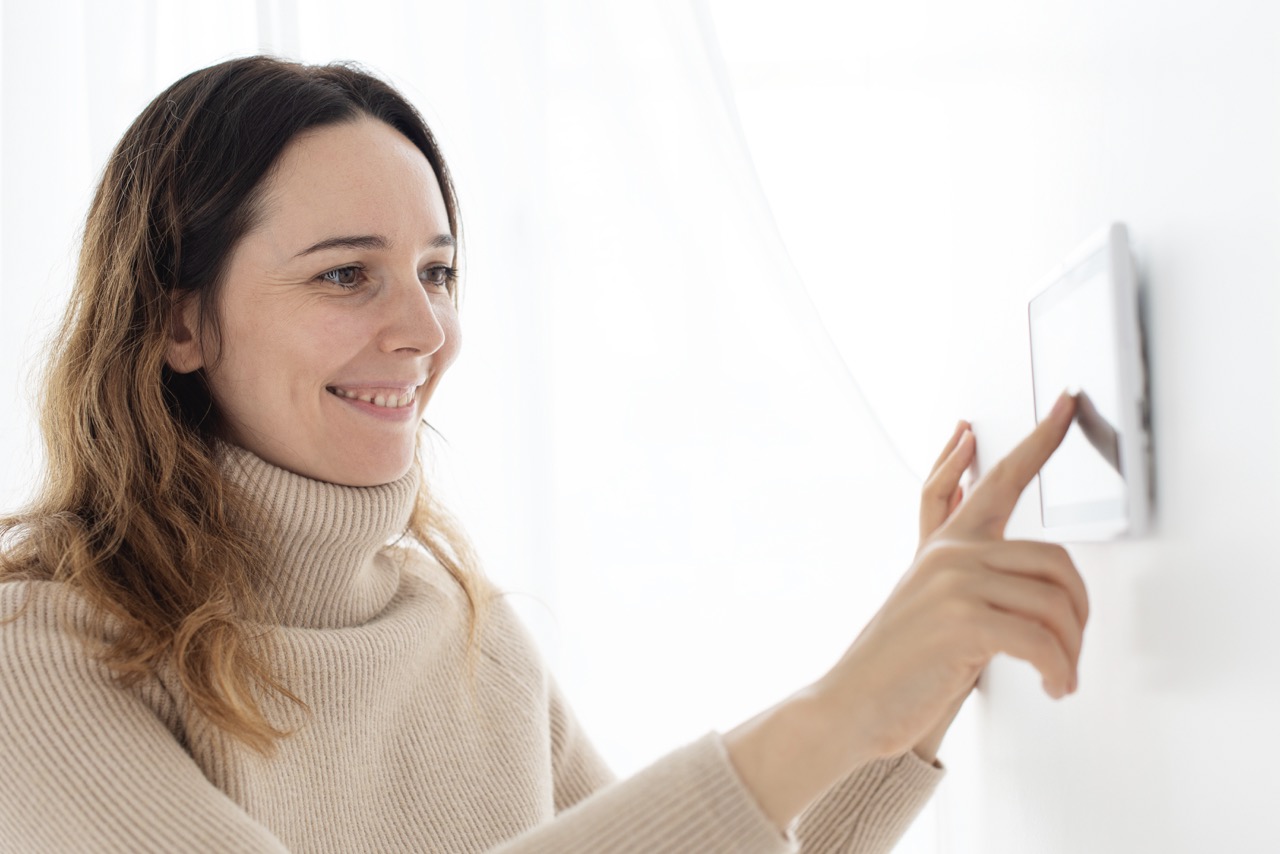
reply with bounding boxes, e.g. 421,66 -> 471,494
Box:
723,686 -> 874,832
911,739 -> 942,767
910,683 -> 970,767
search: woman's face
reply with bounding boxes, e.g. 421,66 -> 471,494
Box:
169,118 -> 460,486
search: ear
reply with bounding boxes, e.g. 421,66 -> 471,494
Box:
165,294 -> 205,374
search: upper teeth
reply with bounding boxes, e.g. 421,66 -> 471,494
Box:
329,387 -> 417,408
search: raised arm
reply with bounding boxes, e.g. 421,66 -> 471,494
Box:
725,392 -> 1089,834
489,609 -> 939,854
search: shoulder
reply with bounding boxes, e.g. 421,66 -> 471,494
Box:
482,592 -> 549,670
0,578 -> 106,633
0,579 -> 145,692
383,544 -> 553,693
389,543 -> 539,654
0,577 -> 180,726
474,590 -> 557,711
386,541 -> 469,605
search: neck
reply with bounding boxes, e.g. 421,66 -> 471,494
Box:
216,442 -> 420,629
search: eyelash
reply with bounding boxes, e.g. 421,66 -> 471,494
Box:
318,264 -> 458,292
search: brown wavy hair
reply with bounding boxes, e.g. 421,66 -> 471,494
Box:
0,56 -> 493,756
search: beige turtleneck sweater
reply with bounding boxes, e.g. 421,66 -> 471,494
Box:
0,445 -> 943,852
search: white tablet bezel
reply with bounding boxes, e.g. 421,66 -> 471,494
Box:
1027,222 -> 1152,542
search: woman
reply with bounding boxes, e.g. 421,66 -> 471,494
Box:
0,56 -> 1087,852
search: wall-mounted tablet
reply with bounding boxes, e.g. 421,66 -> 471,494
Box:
1028,222 -> 1153,541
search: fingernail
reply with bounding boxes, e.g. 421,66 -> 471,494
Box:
1050,392 -> 1072,420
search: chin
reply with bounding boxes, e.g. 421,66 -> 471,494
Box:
336,448 -> 416,488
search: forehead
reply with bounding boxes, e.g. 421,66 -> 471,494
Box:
254,118 -> 450,248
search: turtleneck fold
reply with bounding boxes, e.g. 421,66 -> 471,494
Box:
217,443 -> 419,629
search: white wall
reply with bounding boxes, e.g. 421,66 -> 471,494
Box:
934,3 -> 1279,851
715,1 -> 1278,850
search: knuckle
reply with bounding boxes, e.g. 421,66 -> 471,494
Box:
920,539 -> 970,568
1032,579 -> 1066,611
1044,588 -> 1075,626
1049,543 -> 1071,563
972,617 -> 1003,656
954,597 -> 987,629
932,566 -> 972,601
921,474 -> 948,500
1033,627 -> 1069,675
1048,543 -> 1075,572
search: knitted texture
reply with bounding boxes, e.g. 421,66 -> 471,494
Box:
0,445 -> 943,852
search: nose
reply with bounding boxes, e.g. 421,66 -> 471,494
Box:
380,271 -> 449,356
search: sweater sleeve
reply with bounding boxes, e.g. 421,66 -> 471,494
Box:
493,728 -> 796,854
790,750 -> 944,852
0,582 -> 290,853
477,607 -> 795,854
495,716 -> 942,854
491,663 -> 942,853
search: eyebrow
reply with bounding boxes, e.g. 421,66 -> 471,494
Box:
293,233 -> 455,258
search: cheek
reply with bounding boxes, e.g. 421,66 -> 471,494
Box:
213,301 -> 356,399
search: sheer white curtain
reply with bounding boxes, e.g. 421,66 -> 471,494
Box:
1,2 -> 947,850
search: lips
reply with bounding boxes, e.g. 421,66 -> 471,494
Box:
327,385 -> 417,409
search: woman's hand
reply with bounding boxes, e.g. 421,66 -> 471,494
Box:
813,391 -> 1089,766
724,393 -> 1088,832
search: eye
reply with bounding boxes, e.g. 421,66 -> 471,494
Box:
422,265 -> 459,291
318,265 -> 365,290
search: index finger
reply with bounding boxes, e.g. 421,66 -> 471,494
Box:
950,391 -> 1077,536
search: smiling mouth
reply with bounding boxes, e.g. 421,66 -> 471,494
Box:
326,386 -> 418,409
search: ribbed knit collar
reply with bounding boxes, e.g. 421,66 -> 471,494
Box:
216,442 -> 420,629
